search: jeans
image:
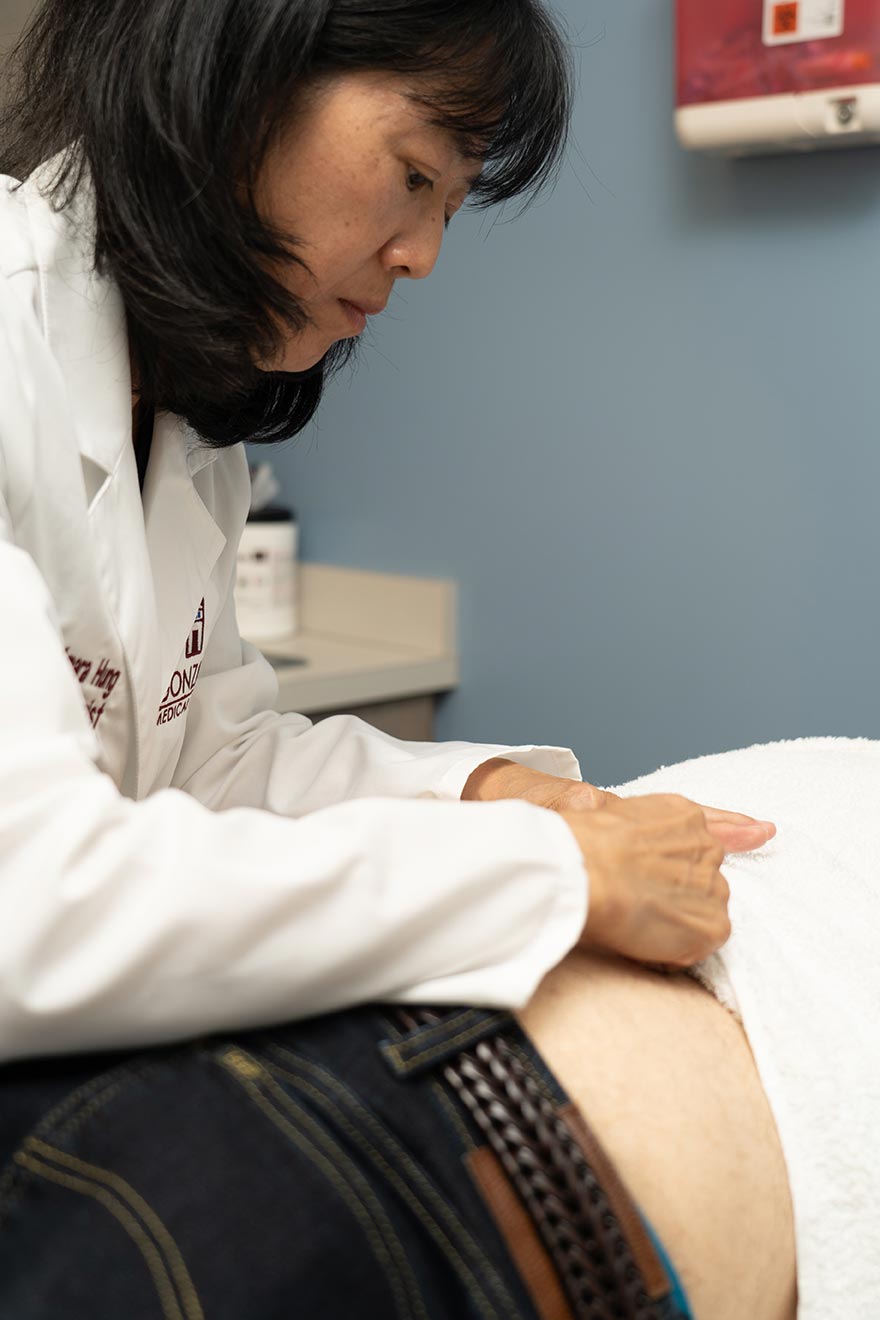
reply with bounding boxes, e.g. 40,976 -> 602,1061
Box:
0,1004 -> 693,1319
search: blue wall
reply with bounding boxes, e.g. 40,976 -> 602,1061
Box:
270,0 -> 880,788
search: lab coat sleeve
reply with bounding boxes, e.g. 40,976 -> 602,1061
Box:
0,261 -> 590,1064
172,529 -> 583,818
0,509 -> 588,1063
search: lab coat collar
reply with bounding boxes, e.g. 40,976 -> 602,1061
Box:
20,159 -> 222,484
185,431 -> 222,477
21,161 -> 132,480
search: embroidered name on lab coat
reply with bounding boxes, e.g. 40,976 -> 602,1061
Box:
157,598 -> 205,727
65,648 -> 121,729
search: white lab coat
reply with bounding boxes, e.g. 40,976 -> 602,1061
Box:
0,165 -> 588,1063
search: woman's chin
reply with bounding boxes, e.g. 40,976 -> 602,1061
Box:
284,346 -> 333,371
257,352 -> 325,374
254,330 -> 336,374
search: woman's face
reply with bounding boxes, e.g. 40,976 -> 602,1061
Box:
256,71 -> 482,371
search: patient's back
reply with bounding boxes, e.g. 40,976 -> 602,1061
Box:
517,948 -> 797,1320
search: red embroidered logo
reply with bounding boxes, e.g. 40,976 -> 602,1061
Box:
157,598 -> 205,726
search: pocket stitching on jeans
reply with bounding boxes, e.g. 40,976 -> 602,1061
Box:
217,1048 -> 421,1320
35,1059 -> 165,1147
12,1147 -> 198,1320
0,1061 -> 160,1222
265,1054 -> 506,1320
265,1045 -> 517,1320
22,1137 -> 204,1320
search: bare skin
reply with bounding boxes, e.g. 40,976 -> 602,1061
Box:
255,71 -> 480,372
517,949 -> 798,1320
463,759 -> 796,1316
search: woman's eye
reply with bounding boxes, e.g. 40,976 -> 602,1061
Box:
406,169 -> 433,193
406,168 -> 454,228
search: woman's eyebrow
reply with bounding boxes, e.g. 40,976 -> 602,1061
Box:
409,154 -> 482,192
440,158 -> 483,189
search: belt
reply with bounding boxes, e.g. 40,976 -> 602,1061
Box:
395,1008 -> 674,1320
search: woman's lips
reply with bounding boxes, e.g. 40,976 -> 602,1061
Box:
339,298 -> 387,333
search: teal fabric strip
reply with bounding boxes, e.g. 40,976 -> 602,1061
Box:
641,1215 -> 694,1318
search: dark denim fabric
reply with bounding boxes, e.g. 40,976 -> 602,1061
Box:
0,1005 -> 693,1319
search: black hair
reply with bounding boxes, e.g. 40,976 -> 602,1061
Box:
1,0 -> 573,447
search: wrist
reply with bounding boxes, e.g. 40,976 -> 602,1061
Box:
561,810 -> 612,946
461,757 -> 523,801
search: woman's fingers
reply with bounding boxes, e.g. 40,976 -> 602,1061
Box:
700,805 -> 774,827
698,804 -> 777,853
586,796 -> 777,854
565,794 -> 736,967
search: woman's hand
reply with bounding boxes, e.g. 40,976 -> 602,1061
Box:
462,758 -> 777,854
563,794 -> 739,968
463,758 -> 778,968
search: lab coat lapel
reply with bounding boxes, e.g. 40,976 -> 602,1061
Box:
143,413 -> 226,709
26,174 -> 163,790
85,437 -> 164,794
26,166 -> 225,793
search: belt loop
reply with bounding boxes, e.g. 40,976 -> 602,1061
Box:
378,1007 -> 514,1080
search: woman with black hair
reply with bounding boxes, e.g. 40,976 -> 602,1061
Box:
0,2 -> 812,1317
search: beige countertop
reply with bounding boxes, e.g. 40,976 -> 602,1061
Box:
249,563 -> 459,714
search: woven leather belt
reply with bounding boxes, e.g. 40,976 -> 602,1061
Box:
396,1008 -> 672,1320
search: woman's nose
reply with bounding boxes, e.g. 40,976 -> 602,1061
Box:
382,214 -> 445,281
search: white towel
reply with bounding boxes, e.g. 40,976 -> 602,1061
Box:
607,735 -> 880,1320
